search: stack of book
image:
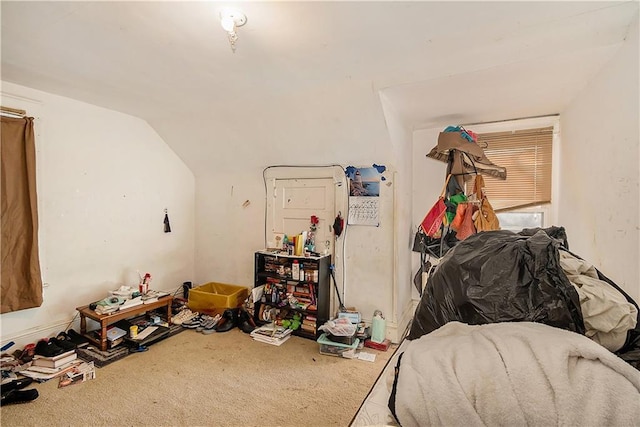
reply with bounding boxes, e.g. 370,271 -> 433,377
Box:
117,296 -> 143,310
263,256 -> 287,275
141,289 -> 170,304
288,283 -> 317,311
300,314 -> 317,335
106,326 -> 128,348
20,349 -> 81,381
250,323 -> 293,346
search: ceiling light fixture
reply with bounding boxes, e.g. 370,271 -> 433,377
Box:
220,8 -> 247,53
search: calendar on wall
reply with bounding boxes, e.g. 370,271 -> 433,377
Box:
346,166 -> 383,226
348,196 -> 380,226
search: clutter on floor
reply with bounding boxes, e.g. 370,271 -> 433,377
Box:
364,338 -> 391,351
314,314 -> 387,360
0,335 -> 95,406
2,273 -> 393,412
0,295 -> 183,406
1,377 -> 39,406
174,280 -> 385,363
250,323 -> 293,346
173,306 -> 256,335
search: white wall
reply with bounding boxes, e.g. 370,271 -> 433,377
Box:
194,171 -> 265,289
559,16 -> 640,303
380,92 -> 415,338
0,82 -> 195,349
195,170 -> 403,338
191,81 -> 415,341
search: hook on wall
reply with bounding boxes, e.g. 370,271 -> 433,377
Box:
164,208 -> 171,233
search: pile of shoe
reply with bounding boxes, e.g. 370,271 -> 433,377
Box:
215,307 -> 257,334
196,314 -> 222,334
1,377 -> 38,406
171,308 -> 198,325
34,334 -> 77,358
215,309 -> 238,333
174,307 -> 257,334
1,341 -> 40,406
183,314 -> 218,334
236,308 -> 257,334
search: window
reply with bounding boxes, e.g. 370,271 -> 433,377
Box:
477,126 -> 554,212
496,211 -> 544,232
460,116 -> 558,231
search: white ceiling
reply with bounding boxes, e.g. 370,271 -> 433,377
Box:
2,1 -> 638,172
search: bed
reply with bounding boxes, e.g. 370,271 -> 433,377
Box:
351,228 -> 640,426
350,338 -> 407,427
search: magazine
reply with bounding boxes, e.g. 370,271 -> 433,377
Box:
250,323 -> 293,346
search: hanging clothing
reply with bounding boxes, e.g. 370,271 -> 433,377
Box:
427,130 -> 507,180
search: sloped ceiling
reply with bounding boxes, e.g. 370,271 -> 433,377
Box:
2,1 -> 638,173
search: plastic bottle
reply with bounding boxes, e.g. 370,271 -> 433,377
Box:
371,310 -> 386,343
299,264 -> 305,283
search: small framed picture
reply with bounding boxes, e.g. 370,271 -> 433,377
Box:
272,232 -> 285,249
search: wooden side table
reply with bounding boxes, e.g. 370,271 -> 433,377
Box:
76,296 -> 173,351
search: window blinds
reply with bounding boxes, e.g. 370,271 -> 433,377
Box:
476,126 -> 553,211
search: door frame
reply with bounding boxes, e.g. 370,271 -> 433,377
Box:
263,165 -> 348,317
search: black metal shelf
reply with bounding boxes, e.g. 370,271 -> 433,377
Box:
254,251 -> 331,340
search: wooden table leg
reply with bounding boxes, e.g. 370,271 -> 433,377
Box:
100,322 -> 108,351
80,314 -> 87,335
166,300 -> 172,324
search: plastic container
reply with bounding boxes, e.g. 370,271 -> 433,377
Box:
188,282 -> 249,312
371,310 -> 386,343
326,331 -> 357,345
319,317 -> 357,343
317,333 -> 359,357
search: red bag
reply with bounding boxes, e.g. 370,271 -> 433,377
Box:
420,175 -> 452,238
421,198 -> 447,237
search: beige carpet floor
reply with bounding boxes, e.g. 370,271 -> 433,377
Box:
1,329 -> 396,426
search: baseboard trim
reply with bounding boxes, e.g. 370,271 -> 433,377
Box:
1,317 -> 80,351
386,299 -> 416,343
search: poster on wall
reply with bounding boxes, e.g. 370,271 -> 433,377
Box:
346,166 -> 384,226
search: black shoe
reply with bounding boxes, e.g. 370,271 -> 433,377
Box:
1,389 -> 39,406
0,378 -> 33,394
34,340 -> 65,358
237,310 -> 256,334
49,337 -> 76,352
215,309 -> 238,333
66,329 -> 90,347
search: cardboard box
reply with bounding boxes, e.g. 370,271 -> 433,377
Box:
188,282 -> 249,312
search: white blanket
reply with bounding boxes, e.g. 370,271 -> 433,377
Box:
394,322 -> 640,427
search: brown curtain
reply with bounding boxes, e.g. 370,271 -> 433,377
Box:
1,116 -> 43,313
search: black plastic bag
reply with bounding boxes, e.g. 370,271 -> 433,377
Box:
407,229 -> 585,340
